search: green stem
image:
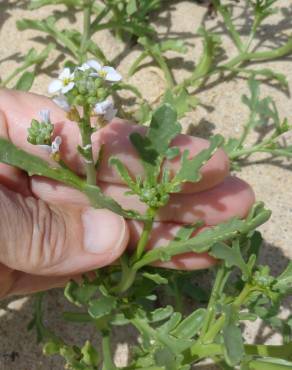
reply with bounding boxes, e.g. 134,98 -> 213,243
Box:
172,276 -> 184,313
214,0 -> 243,52
131,207 -> 156,263
80,0 -> 92,62
175,37 -> 292,93
90,6 -> 111,34
132,207 -> 270,271
102,331 -> 117,370
80,104 -> 96,185
1,62 -> 32,87
245,342 -> 292,360
236,111 -> 257,149
183,342 -> 292,365
200,264 -> 229,340
111,255 -> 137,294
203,283 -> 252,343
153,53 -> 175,88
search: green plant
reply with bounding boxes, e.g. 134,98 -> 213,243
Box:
0,1 -> 292,369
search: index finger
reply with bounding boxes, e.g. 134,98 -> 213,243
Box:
0,89 -> 229,193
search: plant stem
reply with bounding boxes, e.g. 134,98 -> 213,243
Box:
90,6 -> 111,33
80,0 -> 92,62
175,38 -> 292,93
153,53 -> 175,89
102,331 -> 117,370
80,104 -> 96,185
131,207 -> 156,263
111,255 -> 137,294
202,283 -> 252,344
200,264 -> 229,340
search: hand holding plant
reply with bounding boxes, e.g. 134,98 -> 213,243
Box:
0,86 -> 253,295
0,0 -> 292,369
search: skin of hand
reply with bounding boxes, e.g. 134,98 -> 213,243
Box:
0,89 -> 255,299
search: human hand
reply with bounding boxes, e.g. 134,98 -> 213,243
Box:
0,89 -> 255,298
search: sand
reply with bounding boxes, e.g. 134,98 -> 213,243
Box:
0,0 -> 291,369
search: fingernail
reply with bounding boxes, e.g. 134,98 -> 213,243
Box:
82,208 -> 128,255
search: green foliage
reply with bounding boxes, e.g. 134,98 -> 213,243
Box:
1,0 -> 292,369
0,138 -> 140,219
15,71 -> 35,91
27,118 -> 53,145
222,305 -> 244,366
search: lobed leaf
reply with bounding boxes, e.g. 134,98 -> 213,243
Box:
223,305 -> 244,366
172,134 -> 224,185
171,308 -> 206,339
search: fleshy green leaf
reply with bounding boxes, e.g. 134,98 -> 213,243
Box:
133,203 -> 271,269
210,241 -> 250,279
163,89 -> 199,118
160,40 -> 188,54
274,262 -> 292,293
171,308 -> 206,339
15,71 -> 35,91
81,341 -> 100,367
142,272 -> 168,285
223,305 -> 244,366
172,134 -> 224,185
149,306 -> 174,323
247,357 -> 292,370
64,280 -> 98,307
130,104 -> 181,182
88,296 -> 117,319
109,157 -> 136,188
127,0 -> 138,15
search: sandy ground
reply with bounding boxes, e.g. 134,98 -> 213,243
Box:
0,0 -> 292,369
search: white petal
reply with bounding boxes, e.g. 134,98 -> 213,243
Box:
51,136 -> 62,153
86,60 -> 102,72
102,66 -> 122,82
48,79 -> 63,94
39,109 -> 50,123
94,100 -> 112,114
104,108 -> 117,122
53,95 -> 70,112
89,72 -> 99,78
59,67 -> 72,80
38,144 -> 52,153
78,63 -> 90,72
61,81 -> 75,94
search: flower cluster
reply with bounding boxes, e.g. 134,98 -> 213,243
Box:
27,109 -> 62,159
48,60 -> 121,123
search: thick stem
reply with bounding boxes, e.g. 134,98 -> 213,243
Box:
153,53 -> 175,89
80,104 -> 96,185
102,331 -> 117,370
80,0 -> 92,62
202,283 -> 253,344
131,208 -> 156,263
200,264 -> 229,340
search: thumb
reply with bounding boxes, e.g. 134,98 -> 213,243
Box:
0,184 -> 129,276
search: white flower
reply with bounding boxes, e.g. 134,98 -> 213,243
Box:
38,136 -> 62,155
51,136 -> 62,154
94,100 -> 117,122
48,68 -> 75,95
78,63 -> 90,72
84,60 -> 122,82
53,95 -> 71,112
39,109 -> 50,123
